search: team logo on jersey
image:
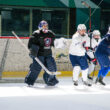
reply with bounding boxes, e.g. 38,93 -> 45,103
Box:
44,38 -> 52,47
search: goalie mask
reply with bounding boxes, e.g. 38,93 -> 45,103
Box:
38,20 -> 48,33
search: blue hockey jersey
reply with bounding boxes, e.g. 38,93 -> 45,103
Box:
95,34 -> 110,56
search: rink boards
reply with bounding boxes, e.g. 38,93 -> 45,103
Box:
2,70 -> 110,78
0,37 -> 110,78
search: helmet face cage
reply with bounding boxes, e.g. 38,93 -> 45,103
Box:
38,20 -> 48,30
92,30 -> 100,39
77,24 -> 87,36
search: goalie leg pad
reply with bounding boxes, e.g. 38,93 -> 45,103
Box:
25,57 -> 44,85
43,73 -> 59,86
43,56 -> 59,86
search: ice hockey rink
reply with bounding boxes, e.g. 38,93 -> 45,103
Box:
0,77 -> 110,110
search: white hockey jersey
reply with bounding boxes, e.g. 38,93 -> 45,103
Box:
90,38 -> 101,49
69,32 -> 90,56
86,37 -> 101,59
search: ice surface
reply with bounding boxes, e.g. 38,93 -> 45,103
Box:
0,77 -> 110,110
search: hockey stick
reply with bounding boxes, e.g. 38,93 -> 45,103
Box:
84,0 -> 103,25
12,31 -> 61,75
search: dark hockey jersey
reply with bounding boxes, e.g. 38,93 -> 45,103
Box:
28,30 -> 55,56
95,34 -> 110,56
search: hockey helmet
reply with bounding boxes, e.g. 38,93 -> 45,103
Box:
92,30 -> 100,36
38,20 -> 48,30
77,24 -> 86,31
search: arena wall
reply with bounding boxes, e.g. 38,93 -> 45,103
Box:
0,38 -> 105,78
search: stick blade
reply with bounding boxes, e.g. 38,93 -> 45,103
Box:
52,72 -> 61,75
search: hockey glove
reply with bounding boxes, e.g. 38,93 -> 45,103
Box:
29,44 -> 39,58
82,41 -> 86,48
91,58 -> 97,65
85,47 -> 94,51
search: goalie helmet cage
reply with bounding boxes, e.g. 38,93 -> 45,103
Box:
0,36 -> 72,79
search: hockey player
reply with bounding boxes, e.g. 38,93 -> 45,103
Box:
86,30 -> 101,80
69,24 -> 91,86
95,28 -> 110,85
25,20 -> 59,86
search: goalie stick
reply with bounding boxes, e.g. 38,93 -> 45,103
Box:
12,31 -> 61,75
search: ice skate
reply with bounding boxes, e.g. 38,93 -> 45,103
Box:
73,80 -> 78,86
95,77 -> 106,86
83,81 -> 92,86
88,75 -> 93,80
